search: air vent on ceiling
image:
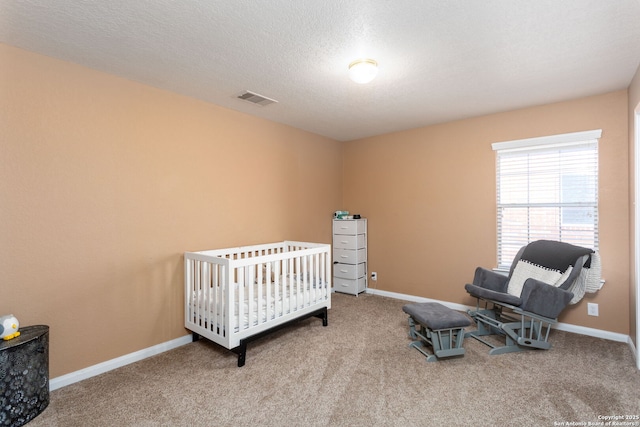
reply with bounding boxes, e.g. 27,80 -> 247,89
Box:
237,91 -> 278,107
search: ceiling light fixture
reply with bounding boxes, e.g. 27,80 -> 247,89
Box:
348,59 -> 378,84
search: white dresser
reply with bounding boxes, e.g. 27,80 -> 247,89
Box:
332,218 -> 367,295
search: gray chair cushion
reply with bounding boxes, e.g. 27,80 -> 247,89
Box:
518,278 -> 574,319
403,302 -> 471,330
464,283 -> 522,307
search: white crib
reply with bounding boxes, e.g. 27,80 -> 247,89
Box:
184,241 -> 331,366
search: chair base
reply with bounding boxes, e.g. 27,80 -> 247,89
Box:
466,299 -> 556,355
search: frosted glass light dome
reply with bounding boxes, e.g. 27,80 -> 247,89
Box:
348,59 -> 378,84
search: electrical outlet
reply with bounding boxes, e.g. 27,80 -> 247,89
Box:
587,303 -> 599,316
371,272 -> 377,281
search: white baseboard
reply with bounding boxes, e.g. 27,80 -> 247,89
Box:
49,334 -> 192,391
366,288 -> 630,344
367,287 -> 473,312
628,336 -> 639,369
552,322 -> 629,342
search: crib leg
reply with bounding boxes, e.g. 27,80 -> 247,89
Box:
314,307 -> 328,326
230,342 -> 248,367
192,332 -> 200,342
236,343 -> 247,367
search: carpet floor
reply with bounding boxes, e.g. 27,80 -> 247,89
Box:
29,293 -> 640,426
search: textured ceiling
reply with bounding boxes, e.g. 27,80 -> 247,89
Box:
2,1 -> 640,141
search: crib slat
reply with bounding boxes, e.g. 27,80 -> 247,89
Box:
257,263 -> 264,326
237,267 -> 245,331
274,260 -> 281,318
311,254 -> 324,304
186,259 -> 195,323
302,254 -> 308,308
228,264 -> 235,337
266,262 -> 272,324
247,265 -> 255,330
288,256 -> 294,314
220,264 -> 227,337
195,261 -> 203,326
295,256 -> 301,310
210,263 -> 216,334
203,262 -> 210,330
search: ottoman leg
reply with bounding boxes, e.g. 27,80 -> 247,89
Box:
432,327 -> 467,359
403,302 -> 471,362
408,317 -> 418,339
407,323 -> 439,362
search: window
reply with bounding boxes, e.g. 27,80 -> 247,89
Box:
493,130 -> 600,270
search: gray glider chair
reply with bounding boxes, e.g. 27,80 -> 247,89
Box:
464,240 -> 594,355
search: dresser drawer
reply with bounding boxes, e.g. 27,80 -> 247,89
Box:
333,234 -> 365,250
333,263 -> 365,279
333,219 -> 366,235
333,248 -> 366,264
333,276 -> 366,295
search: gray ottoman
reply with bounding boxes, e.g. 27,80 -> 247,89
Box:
402,302 -> 471,362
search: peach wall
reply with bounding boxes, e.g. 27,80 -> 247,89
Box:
0,43 -> 343,377
629,64 -> 640,348
343,90 -> 630,334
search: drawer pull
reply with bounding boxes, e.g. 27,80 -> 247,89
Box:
339,269 -> 348,273
340,241 -> 349,244
340,255 -> 349,258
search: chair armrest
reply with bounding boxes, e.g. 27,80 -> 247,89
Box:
464,283 -> 522,306
472,267 -> 509,293
519,278 -> 574,319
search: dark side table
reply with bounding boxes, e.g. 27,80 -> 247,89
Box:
0,325 -> 50,426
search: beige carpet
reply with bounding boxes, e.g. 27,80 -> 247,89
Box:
31,293 -> 640,426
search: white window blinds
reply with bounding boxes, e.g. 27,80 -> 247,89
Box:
493,130 -> 601,270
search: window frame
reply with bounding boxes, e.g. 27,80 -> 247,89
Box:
493,129 -> 601,270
